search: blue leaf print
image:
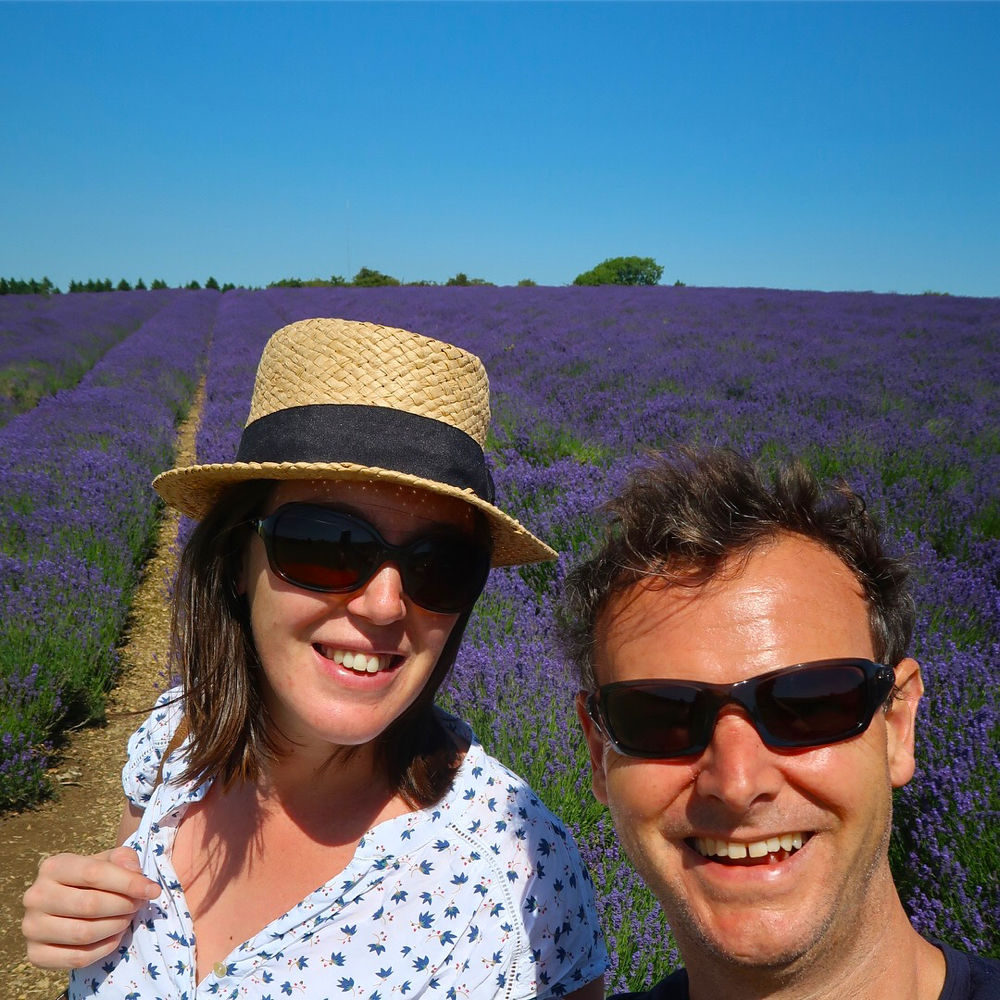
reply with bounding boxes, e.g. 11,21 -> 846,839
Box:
412,955 -> 430,971
463,788 -> 476,800
506,870 -> 519,883
438,930 -> 457,946
444,905 -> 459,919
337,977 -> 355,991
418,911 -> 435,928
417,860 -> 434,874
294,956 -> 308,970
467,925 -> 479,942
147,964 -> 159,980
538,838 -> 553,856
451,872 -> 468,885
391,889 -> 409,902
400,982 -> 412,994
467,819 -> 481,834
495,972 -> 507,987
487,797 -> 497,812
433,839 -> 450,851
281,983 -> 294,996
474,883 -> 488,896
340,924 -> 357,936
472,765 -> 483,777
377,967 -> 393,978
328,952 -> 345,966
368,943 -> 386,954
490,902 -> 505,917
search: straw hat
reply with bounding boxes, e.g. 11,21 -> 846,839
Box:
153,317 -> 556,566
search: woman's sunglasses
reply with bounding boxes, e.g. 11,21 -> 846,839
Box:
586,658 -> 896,759
251,503 -> 491,614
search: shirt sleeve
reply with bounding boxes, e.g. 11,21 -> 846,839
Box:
456,752 -> 609,999
508,792 -> 609,998
120,686 -> 185,807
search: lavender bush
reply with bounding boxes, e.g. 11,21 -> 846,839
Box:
0,290 -> 169,428
0,291 -> 214,807
1,285 -> 996,978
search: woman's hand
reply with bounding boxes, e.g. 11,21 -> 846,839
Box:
21,847 -> 161,969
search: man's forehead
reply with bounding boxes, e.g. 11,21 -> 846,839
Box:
593,534 -> 870,677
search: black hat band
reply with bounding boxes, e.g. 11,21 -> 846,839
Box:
235,404 -> 495,503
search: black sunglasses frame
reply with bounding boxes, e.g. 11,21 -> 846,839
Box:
251,502 -> 491,614
586,658 -> 896,759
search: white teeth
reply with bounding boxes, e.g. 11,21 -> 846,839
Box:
322,648 -> 390,673
694,833 -> 807,860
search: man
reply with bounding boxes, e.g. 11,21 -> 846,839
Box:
561,448 -> 999,1000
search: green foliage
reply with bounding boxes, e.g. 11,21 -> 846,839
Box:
445,273 -> 494,287
352,266 -> 401,287
135,277 -> 147,290
150,278 -> 168,290
68,278 -> 114,293
517,278 -> 537,287
186,280 -> 201,290
0,276 -> 59,295
205,276 -> 220,291
268,275 -> 347,289
116,278 -> 132,291
573,256 -> 664,286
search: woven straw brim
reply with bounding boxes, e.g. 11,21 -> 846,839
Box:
152,460 -> 557,567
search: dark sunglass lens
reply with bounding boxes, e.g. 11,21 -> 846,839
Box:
603,685 -> 701,757
403,535 -> 489,612
758,664 -> 867,745
271,510 -> 375,590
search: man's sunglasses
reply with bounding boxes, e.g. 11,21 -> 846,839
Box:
586,658 -> 896,759
251,503 -> 491,614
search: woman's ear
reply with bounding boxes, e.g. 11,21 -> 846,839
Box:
886,657 -> 923,788
576,692 -> 610,806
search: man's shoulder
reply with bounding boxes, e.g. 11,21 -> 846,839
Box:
609,967 -> 689,1000
938,941 -> 1000,1000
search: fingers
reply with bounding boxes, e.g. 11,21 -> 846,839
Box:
21,851 -> 161,971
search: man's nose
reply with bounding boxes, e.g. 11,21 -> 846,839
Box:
693,706 -> 784,812
346,562 -> 407,624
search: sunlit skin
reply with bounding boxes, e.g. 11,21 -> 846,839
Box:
241,478 -> 471,767
577,533 -> 945,1000
166,479 -> 475,981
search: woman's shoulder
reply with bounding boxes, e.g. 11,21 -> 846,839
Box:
438,711 -> 588,867
121,686 -> 187,806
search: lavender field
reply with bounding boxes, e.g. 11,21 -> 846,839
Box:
1,285 -> 997,985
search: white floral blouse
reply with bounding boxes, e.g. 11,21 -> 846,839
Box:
69,690 -> 608,999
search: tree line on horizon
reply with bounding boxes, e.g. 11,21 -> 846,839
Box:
0,257 -> 670,297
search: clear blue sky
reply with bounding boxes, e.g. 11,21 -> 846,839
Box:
3,2 -> 998,296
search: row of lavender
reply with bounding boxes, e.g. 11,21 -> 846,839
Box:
0,292 -> 217,808
1,286 -> 996,982
0,290 -> 173,428
255,286 -> 1000,976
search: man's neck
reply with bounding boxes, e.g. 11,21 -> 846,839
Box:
682,893 -> 946,1000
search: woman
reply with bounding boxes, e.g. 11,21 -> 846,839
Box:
22,318 -> 607,998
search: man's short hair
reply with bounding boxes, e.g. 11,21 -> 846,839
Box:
561,447 -> 915,689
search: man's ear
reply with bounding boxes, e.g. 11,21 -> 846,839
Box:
575,692 -> 610,805
886,657 -> 923,788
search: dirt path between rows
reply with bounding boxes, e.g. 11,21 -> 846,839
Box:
0,380 -> 204,998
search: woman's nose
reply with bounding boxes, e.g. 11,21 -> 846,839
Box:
345,562 -> 407,624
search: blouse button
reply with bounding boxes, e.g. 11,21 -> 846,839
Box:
213,962 -> 227,978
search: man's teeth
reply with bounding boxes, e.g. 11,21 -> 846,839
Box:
694,833 -> 804,860
328,649 -> 391,674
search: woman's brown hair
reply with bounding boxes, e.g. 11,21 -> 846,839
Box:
169,480 -> 485,808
